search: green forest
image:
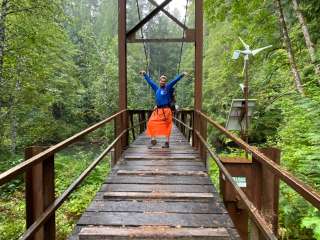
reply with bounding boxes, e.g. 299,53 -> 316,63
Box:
0,0 -> 319,239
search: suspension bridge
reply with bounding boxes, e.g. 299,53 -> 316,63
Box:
0,1 -> 319,240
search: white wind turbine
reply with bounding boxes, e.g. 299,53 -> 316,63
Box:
232,37 -> 272,144
233,37 -> 272,76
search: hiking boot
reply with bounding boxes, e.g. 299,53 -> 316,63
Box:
151,139 -> 157,145
162,142 -> 170,148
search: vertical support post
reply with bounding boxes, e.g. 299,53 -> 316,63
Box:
129,111 -> 135,140
219,157 -> 253,240
259,148 -> 280,236
181,111 -> 186,137
117,0 -> 128,161
25,146 -> 55,240
194,0 -> 205,158
140,111 -> 146,134
192,110 -> 196,147
188,112 -> 192,143
114,117 -> 121,165
251,147 -> 280,239
200,117 -> 207,165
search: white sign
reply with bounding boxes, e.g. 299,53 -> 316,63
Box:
232,176 -> 247,188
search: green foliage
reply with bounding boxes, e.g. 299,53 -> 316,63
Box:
1,0 -> 320,239
0,146 -> 109,240
203,0 -> 320,238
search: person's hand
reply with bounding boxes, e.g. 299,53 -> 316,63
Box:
182,72 -> 188,77
139,70 -> 146,76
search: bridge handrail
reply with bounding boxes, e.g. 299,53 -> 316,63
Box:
19,128 -> 128,240
194,130 -> 277,240
0,110 -> 126,185
0,109 -> 149,240
173,117 -> 193,131
196,110 -> 320,209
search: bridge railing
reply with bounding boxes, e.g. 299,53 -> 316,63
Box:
0,109 -> 149,240
175,109 -> 320,240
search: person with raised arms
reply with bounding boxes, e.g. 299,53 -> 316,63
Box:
139,70 -> 187,148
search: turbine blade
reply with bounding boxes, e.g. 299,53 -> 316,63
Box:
252,45 -> 272,56
239,37 -> 250,50
232,50 -> 241,59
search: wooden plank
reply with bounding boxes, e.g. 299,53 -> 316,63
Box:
124,150 -> 198,154
94,192 -> 220,202
121,160 -> 204,166
100,184 -> 214,193
103,192 -> 214,200
78,212 -> 234,228
124,155 -> 198,160
116,170 -> 207,176
105,176 -> 212,185
86,200 -> 226,214
124,158 -> 202,162
79,226 -> 230,239
118,166 -> 206,171
127,145 -> 196,150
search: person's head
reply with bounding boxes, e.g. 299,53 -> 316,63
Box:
159,75 -> 167,87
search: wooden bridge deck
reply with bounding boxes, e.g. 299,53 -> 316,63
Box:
69,126 -> 239,239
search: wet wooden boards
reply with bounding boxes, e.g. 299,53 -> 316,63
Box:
69,125 -> 240,240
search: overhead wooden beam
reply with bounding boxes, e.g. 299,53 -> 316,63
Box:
126,0 -> 173,38
128,29 -> 195,43
128,38 -> 192,43
147,0 -> 188,30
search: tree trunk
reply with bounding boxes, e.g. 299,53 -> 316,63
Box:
10,98 -> 17,154
275,0 -> 304,95
0,0 -> 9,146
0,0 -> 8,87
292,0 -> 320,83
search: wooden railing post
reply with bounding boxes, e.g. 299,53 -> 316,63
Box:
114,116 -> 121,166
129,111 -> 135,140
188,112 -> 193,143
252,147 -> 281,238
139,111 -> 145,134
181,112 -> 186,137
25,146 -> 55,240
199,115 -> 207,164
192,111 -> 197,147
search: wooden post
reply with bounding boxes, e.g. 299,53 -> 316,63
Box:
200,117 -> 207,165
114,116 -> 121,165
129,112 -> 135,140
116,0 -> 128,163
259,148 -> 280,236
140,111 -> 146,133
194,0 -> 203,151
219,157 -> 252,240
188,112 -> 193,143
251,147 -> 281,239
181,112 -> 186,137
25,146 -> 55,240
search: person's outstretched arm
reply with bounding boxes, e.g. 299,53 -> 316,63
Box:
167,72 -> 187,89
140,70 -> 158,92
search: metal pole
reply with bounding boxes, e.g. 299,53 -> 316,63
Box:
244,57 -> 249,144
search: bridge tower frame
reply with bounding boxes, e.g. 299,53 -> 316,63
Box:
116,0 -> 206,161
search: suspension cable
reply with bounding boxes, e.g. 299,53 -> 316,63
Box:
177,0 -> 189,74
135,0 -> 149,72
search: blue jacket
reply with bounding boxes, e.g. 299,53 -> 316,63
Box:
143,73 -> 184,107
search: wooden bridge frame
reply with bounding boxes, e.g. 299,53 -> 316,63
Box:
116,0 -> 207,162
0,1 -> 319,240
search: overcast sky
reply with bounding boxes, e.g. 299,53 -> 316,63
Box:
154,0 -> 188,19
